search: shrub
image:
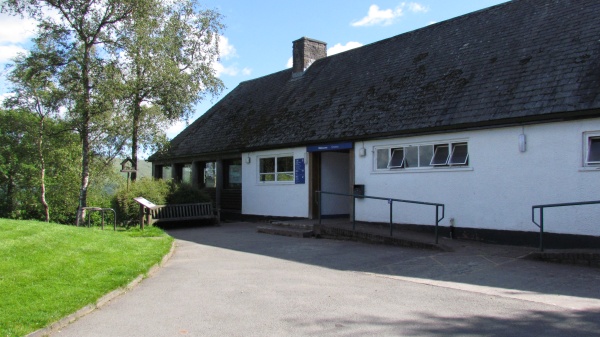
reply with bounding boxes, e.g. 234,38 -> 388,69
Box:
112,178 -> 170,222
166,182 -> 212,205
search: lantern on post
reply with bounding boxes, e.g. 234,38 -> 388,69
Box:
120,157 -> 137,190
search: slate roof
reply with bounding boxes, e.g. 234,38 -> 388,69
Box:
151,0 -> 600,162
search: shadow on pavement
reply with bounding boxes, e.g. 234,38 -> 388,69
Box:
165,222 -> 600,305
283,309 -> 600,337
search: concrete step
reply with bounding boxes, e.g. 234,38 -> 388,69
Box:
256,224 -> 314,238
315,224 -> 451,252
256,221 -> 315,238
268,221 -> 314,231
523,250 -> 600,268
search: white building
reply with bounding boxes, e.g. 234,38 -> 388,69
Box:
150,0 -> 600,248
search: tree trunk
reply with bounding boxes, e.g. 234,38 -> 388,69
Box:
4,154 -> 16,217
76,47 -> 92,226
38,116 -> 49,222
131,97 -> 140,182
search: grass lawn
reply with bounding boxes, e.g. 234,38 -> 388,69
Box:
0,219 -> 174,337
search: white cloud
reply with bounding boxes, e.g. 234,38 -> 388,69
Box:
166,120 -> 186,138
0,92 -> 15,104
0,13 -> 37,44
213,62 -> 252,78
328,41 -> 363,56
218,35 -> 237,60
352,2 -> 428,27
0,45 -> 28,63
286,41 -> 363,68
408,3 -> 429,13
212,36 -> 252,77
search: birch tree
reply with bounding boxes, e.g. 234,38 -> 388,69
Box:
2,0 -> 148,224
111,0 -> 224,181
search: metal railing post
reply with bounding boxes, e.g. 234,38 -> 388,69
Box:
389,199 -> 393,236
352,195 -> 356,231
435,206 -> 439,244
317,190 -> 445,244
539,207 -> 544,252
318,191 -> 322,225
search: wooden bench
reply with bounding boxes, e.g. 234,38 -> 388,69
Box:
134,197 -> 216,229
148,203 -> 216,225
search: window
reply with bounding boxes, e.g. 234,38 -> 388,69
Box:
430,145 -> 450,166
449,143 -> 469,165
376,149 -> 389,169
375,141 -> 468,171
259,155 -> 294,182
225,159 -> 242,189
388,148 -> 405,168
586,135 -> 600,166
204,162 -> 216,188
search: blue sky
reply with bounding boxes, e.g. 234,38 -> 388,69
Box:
0,0 -> 510,137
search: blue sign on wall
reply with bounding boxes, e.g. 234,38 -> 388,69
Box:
306,142 -> 353,152
295,158 -> 305,184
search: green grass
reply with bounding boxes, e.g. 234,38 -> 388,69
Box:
0,219 -> 173,337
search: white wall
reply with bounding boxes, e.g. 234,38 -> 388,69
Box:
321,152 -> 350,215
354,118 -> 600,236
242,147 -> 309,218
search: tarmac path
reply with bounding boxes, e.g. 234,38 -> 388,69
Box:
53,222 -> 600,336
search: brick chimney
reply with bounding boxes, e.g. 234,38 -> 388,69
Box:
292,37 -> 327,77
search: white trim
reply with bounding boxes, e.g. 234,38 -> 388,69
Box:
373,138 -> 470,173
583,131 -> 600,166
372,166 -> 474,174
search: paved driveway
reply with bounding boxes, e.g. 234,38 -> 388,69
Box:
54,222 -> 600,336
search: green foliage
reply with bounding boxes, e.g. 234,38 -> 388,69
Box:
112,179 -> 213,222
0,218 -> 172,337
166,182 -> 212,205
0,109 -> 97,224
1,0 -> 226,222
112,178 -> 170,222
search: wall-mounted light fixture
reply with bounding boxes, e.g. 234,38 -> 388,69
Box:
358,141 -> 367,157
519,133 -> 527,152
245,154 -> 251,164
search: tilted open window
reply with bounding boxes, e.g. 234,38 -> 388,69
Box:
375,141 -> 469,171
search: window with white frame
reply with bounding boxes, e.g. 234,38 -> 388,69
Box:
584,133 -> 600,166
375,141 -> 469,171
259,155 -> 294,182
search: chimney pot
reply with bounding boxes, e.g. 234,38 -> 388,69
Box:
292,37 -> 327,76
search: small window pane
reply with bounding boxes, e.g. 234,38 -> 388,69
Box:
182,164 -> 192,184
277,156 -> 293,173
260,173 -> 275,182
162,166 -> 172,180
430,145 -> 449,166
449,143 -> 469,165
376,149 -> 389,169
588,138 -> 600,164
388,148 -> 405,168
277,173 -> 294,181
204,162 -> 216,187
404,147 -> 419,168
419,145 -> 433,167
260,158 -> 275,174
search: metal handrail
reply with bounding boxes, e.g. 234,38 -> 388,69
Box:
79,207 -> 117,230
532,200 -> 600,252
316,190 -> 445,244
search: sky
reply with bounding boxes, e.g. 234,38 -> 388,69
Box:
0,0 -> 510,139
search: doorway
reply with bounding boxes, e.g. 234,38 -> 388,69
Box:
309,150 -> 354,219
